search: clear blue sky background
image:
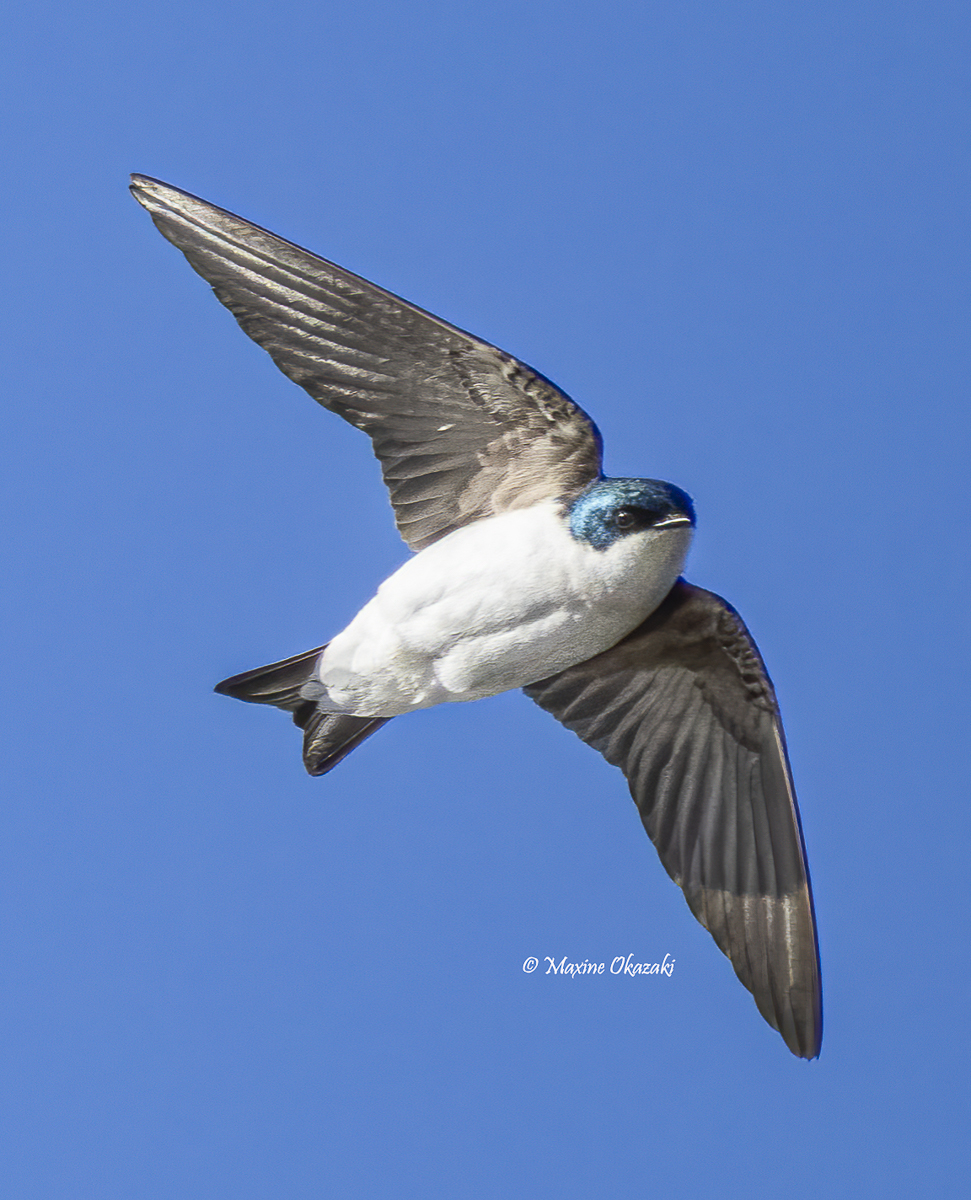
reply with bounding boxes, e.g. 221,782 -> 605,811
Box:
4,2 -> 969,1196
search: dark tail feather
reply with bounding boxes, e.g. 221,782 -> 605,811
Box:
296,707 -> 390,776
215,645 -> 328,708
215,647 -> 390,776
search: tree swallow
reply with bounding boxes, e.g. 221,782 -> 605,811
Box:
130,175 -> 822,1059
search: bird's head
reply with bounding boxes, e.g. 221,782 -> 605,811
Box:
565,476 -> 695,617
568,477 -> 695,551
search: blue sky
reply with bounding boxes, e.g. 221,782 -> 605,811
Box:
3,1 -> 969,1196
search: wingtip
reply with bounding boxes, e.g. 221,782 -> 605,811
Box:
793,1034 -> 822,1062
129,174 -> 175,221
129,172 -> 160,202
783,1008 -> 823,1060
129,174 -> 197,215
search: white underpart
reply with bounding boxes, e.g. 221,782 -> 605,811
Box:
304,500 -> 692,717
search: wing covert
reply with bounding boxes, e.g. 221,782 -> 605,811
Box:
524,580 -> 822,1059
130,175 -> 603,549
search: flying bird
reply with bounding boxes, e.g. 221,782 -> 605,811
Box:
130,175 -> 822,1059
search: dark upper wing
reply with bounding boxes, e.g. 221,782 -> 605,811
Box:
524,579 -> 822,1059
130,175 -> 603,550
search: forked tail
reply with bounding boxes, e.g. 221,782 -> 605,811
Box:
215,646 -> 389,776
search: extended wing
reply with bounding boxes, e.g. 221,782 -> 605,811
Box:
130,175 -> 603,550
524,580 -> 822,1059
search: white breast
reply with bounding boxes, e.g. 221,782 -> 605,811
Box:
308,501 -> 692,717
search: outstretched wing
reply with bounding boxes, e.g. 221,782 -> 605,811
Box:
130,175 -> 603,550
524,580 -> 822,1059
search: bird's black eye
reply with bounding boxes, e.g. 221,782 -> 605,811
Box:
615,508 -> 636,530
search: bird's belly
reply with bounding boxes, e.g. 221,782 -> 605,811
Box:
309,503 -> 690,717
425,598 -> 637,698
